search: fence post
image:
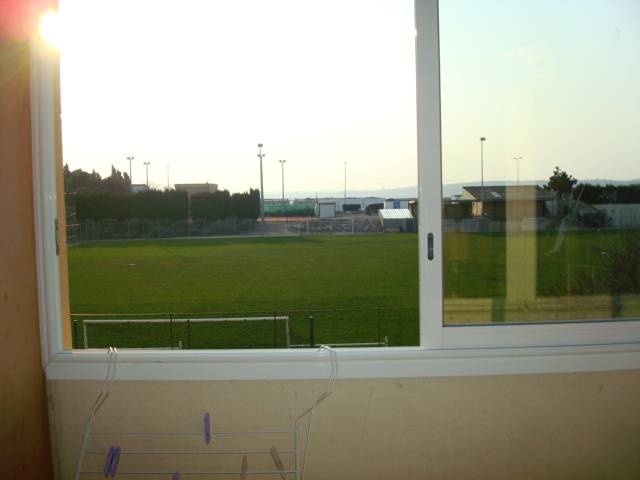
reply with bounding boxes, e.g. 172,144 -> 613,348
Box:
187,319 -> 192,349
309,315 -> 315,348
377,308 -> 381,345
273,312 -> 277,348
72,318 -> 78,349
169,313 -> 174,350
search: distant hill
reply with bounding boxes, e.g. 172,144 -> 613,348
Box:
268,179 -> 640,201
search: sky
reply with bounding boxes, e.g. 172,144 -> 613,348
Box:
57,0 -> 639,196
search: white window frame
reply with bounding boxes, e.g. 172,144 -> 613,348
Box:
33,0 -> 640,381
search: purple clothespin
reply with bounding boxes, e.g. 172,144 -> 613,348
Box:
204,412 -> 211,444
108,446 -> 121,478
172,472 -> 181,480
103,446 -> 115,477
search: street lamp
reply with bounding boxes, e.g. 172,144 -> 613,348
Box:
126,156 -> 134,193
513,157 -> 523,186
344,161 -> 347,206
278,159 -> 286,201
257,144 -> 265,225
143,161 -> 150,188
479,137 -> 486,208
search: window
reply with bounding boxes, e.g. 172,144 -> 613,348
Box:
33,0 -> 640,379
427,0 -> 640,348
57,0 -> 420,351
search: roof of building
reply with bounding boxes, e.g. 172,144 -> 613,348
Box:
379,208 -> 413,220
461,185 -> 556,202
174,183 -> 218,188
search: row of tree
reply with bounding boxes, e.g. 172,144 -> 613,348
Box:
64,164 -> 131,194
544,167 -> 640,203
574,184 -> 640,204
67,165 -> 261,221
190,190 -> 261,220
75,190 -> 189,221
75,189 -> 261,221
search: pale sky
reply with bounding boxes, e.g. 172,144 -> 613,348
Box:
58,0 -> 639,196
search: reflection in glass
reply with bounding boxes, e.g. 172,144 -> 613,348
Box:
441,0 -> 640,324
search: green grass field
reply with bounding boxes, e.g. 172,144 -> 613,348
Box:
69,234 -> 420,348
68,229 -> 639,349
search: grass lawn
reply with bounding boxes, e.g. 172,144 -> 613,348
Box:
69,234 -> 419,348
68,229 -> 639,349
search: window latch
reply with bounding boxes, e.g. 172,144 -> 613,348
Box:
54,218 -> 60,256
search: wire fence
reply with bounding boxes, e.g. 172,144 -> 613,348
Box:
66,216 -> 386,243
70,306 -> 419,350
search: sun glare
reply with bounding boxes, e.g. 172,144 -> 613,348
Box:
39,11 -> 62,49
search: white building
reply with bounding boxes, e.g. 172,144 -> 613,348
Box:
174,182 -> 218,197
384,198 -> 416,210
316,197 -> 384,213
379,208 -> 414,232
594,204 -> 640,227
317,202 -> 337,218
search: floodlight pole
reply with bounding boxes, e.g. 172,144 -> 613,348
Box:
257,144 -> 265,225
480,137 -> 486,209
279,159 -> 286,201
513,156 -> 523,186
344,161 -> 347,207
126,156 -> 134,193
143,161 -> 150,188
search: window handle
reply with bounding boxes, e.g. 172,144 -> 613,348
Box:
427,232 -> 434,260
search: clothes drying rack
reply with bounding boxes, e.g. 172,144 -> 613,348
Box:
74,346 -> 338,479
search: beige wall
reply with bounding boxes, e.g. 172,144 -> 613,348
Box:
6,6 -> 639,480
50,371 -> 640,479
0,39 -> 54,478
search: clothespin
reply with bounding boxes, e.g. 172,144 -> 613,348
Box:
240,455 -> 248,480
103,447 -> 115,478
204,412 -> 211,445
109,446 -> 121,478
102,446 -> 120,479
270,446 -> 287,480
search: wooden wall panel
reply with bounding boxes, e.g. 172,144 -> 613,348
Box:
0,38 -> 54,479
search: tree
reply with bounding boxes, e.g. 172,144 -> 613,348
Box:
63,164 -> 102,193
100,166 -> 131,193
545,166 -> 577,196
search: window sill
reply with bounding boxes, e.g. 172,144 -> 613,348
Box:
45,343 -> 640,381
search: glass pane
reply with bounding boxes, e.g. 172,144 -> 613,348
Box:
59,0 -> 419,348
440,0 -> 640,325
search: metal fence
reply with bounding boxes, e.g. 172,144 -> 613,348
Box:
70,306 -> 419,350
66,216 -> 386,243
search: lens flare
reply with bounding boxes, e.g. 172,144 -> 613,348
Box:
39,11 -> 61,49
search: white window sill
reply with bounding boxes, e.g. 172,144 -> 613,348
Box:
45,343 -> 640,381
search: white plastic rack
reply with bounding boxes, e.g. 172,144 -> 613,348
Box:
74,346 -> 338,479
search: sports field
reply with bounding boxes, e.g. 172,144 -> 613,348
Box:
69,234 -> 420,348
68,229 -> 639,349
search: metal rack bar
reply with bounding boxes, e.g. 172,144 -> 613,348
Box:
85,450 -> 296,456
92,430 -> 296,436
80,470 -> 298,475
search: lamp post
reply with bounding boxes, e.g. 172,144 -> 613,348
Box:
126,156 -> 134,193
344,161 -> 347,207
479,137 -> 486,209
257,144 -> 265,225
513,156 -> 523,186
278,160 -> 286,201
143,161 -> 150,188
166,164 -> 170,190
